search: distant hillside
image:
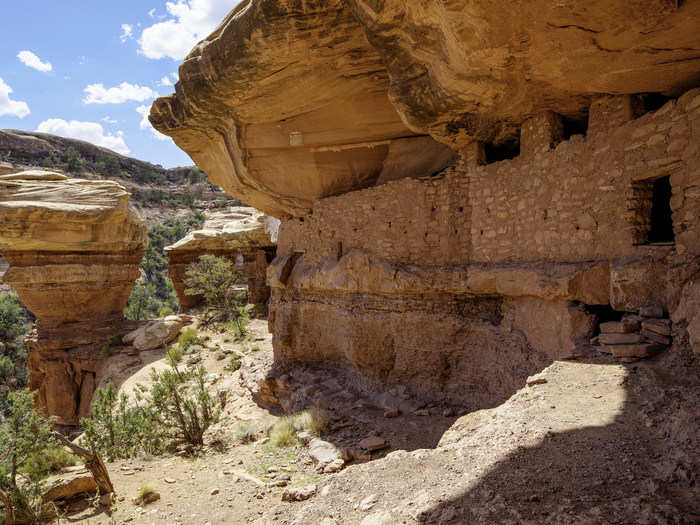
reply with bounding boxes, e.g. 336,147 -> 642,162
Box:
0,129 -> 183,181
0,129 -> 242,227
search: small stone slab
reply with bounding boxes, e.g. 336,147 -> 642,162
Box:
600,321 -> 639,334
641,319 -> 671,336
641,329 -> 671,345
598,332 -> 644,345
359,436 -> 389,452
608,343 -> 665,358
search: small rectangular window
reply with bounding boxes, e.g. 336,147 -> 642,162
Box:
631,175 -> 674,245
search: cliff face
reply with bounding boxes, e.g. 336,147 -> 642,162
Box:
0,170 -> 146,425
165,207 -> 276,309
150,2 -> 700,406
150,0 -> 700,217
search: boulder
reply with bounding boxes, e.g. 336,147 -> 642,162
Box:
123,315 -> 191,351
42,470 -> 97,502
308,438 -> 344,467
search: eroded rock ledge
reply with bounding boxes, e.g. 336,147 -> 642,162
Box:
165,207 -> 276,309
0,170 -> 146,425
151,0 -> 700,216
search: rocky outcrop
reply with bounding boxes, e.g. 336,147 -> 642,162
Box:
150,2 -> 700,405
165,207 -> 276,309
150,0 -> 700,216
0,170 -> 146,425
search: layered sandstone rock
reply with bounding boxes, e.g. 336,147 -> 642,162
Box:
151,0 -> 700,216
0,170 -> 146,424
150,2 -> 700,405
165,207 -> 276,309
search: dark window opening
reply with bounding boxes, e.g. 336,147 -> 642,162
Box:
485,140 -> 520,164
637,93 -> 674,116
562,114 -> 588,140
648,176 -> 674,243
583,304 -> 624,337
337,241 -> 343,260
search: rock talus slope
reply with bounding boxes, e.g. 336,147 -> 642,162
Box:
0,170 -> 147,425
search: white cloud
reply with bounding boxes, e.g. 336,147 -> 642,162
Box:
120,24 -> 134,43
0,77 -> 30,118
139,0 -> 233,60
36,119 -> 130,154
83,82 -> 158,104
102,116 -> 117,124
17,50 -> 53,72
148,8 -> 157,18
137,104 -> 171,141
159,75 -> 173,87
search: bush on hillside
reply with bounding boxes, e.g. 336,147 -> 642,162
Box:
0,390 -> 55,524
184,255 -> 246,323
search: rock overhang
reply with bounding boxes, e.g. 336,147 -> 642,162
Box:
150,0 -> 700,217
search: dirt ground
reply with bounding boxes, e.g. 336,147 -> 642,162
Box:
52,318 -> 699,525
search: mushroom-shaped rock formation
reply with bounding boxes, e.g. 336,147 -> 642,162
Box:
0,170 -> 147,425
165,207 -> 276,310
150,0 -> 700,217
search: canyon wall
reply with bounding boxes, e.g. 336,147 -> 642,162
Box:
151,0 -> 700,407
165,207 -> 276,309
268,92 -> 700,405
0,170 -> 146,424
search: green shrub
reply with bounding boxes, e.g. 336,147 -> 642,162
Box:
177,328 -> 202,352
268,417 -> 297,448
0,389 -> 55,524
234,422 -> 258,444
64,146 -> 84,173
166,347 -> 183,367
81,381 -> 164,461
146,365 -> 220,447
20,447 -> 78,482
184,255 -> 246,322
224,356 -> 241,372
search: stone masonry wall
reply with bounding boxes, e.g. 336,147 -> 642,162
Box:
279,89 -> 700,265
270,89 -> 700,406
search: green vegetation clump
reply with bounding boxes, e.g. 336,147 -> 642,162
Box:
234,422 -> 258,444
81,381 -> 163,461
64,146 -> 84,173
124,214 -> 205,321
224,356 -> 242,372
177,328 -> 203,353
0,293 -> 33,402
165,347 -> 183,366
268,407 -> 329,448
184,255 -> 249,334
0,389 -> 56,524
81,362 -> 220,459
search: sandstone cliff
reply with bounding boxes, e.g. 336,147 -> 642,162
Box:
150,0 -> 700,216
0,170 -> 147,425
165,207 -> 276,309
149,0 -> 700,413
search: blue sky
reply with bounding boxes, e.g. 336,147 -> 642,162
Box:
0,1 -> 235,168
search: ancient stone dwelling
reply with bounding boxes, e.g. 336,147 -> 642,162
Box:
147,0 -> 699,407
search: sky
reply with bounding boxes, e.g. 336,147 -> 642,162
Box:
0,1 -> 237,168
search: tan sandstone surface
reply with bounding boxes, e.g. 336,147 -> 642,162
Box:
165,207 -> 276,308
151,0 -> 700,216
0,170 -> 147,425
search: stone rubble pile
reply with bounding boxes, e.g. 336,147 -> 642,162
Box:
596,307 -> 672,362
